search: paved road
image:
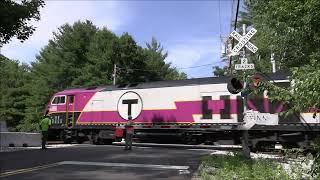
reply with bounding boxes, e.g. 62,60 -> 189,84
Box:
0,145 -> 212,180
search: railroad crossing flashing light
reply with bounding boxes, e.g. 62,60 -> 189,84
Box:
227,77 -> 243,94
227,74 -> 263,95
251,74 -> 262,88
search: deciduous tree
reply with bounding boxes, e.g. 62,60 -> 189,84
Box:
0,0 -> 45,46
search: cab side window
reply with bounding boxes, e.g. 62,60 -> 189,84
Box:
52,96 -> 66,105
52,97 -> 59,104
59,96 -> 65,104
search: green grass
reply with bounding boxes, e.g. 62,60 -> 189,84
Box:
199,152 -> 290,180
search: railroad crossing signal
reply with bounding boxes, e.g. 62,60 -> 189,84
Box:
227,25 -> 259,94
230,28 -> 258,55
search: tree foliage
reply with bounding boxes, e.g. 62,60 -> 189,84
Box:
113,33 -> 149,84
144,37 -> 187,81
248,0 -> 320,113
212,66 -> 228,77
248,0 -> 320,69
257,57 -> 320,115
0,55 -> 30,131
0,0 -> 45,46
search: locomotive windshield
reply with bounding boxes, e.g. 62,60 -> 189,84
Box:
51,96 -> 66,104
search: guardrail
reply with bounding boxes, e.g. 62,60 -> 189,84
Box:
0,132 -> 41,147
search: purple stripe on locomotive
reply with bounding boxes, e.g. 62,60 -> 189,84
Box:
77,98 -> 285,124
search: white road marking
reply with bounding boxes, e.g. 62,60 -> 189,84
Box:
136,146 -> 152,149
178,169 -> 190,175
187,149 -> 216,152
70,144 -> 122,148
58,161 -> 189,170
0,144 -> 77,152
48,144 -> 78,148
210,150 -> 234,156
113,142 -> 242,149
0,161 -> 189,177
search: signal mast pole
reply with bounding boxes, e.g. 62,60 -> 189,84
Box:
241,24 -> 251,159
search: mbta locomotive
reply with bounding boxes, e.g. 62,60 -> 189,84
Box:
46,72 -> 320,150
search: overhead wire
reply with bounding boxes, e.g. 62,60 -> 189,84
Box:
115,62 -> 223,73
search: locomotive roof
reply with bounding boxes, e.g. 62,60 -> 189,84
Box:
60,71 -> 289,93
100,71 -> 290,91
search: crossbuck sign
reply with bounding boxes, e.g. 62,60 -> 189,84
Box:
230,28 -> 258,55
229,27 -> 258,70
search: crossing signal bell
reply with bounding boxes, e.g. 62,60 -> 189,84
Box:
227,77 -> 243,94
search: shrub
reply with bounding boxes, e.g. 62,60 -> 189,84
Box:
199,152 -> 289,180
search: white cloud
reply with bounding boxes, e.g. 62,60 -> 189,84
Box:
1,1 -> 130,63
166,45 -> 201,68
165,39 -> 223,77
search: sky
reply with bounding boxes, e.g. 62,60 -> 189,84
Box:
1,0 -> 236,78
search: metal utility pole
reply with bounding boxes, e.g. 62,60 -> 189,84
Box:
228,0 -> 241,75
113,64 -> 117,85
271,52 -> 276,73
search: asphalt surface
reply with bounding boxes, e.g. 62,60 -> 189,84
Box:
0,144 -> 212,180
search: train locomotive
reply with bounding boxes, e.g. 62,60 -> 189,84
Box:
46,72 -> 320,150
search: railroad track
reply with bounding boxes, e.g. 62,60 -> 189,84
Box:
47,140 -> 313,156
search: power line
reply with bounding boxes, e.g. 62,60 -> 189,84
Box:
178,63 -> 220,70
116,62 -> 223,73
